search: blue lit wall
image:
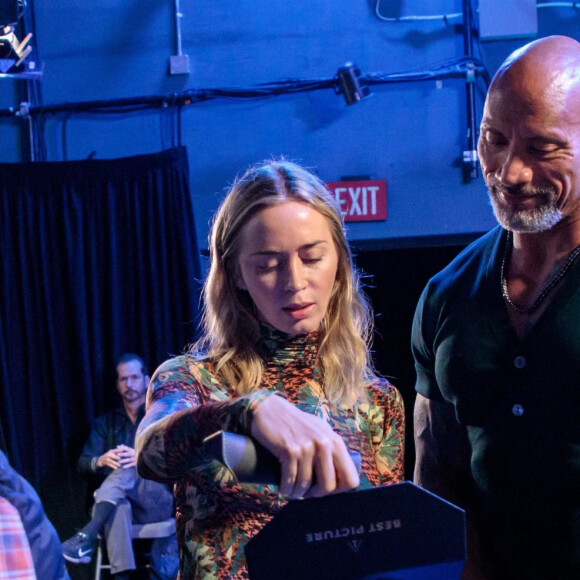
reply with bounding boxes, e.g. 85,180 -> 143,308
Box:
1,1 -> 578,250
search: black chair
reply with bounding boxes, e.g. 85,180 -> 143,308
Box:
94,518 -> 176,580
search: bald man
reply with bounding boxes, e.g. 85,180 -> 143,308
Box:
412,36 -> 580,579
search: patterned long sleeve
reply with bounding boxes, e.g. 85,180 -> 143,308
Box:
136,355 -> 277,483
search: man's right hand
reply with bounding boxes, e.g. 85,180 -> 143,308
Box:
96,445 -> 137,470
95,448 -> 122,470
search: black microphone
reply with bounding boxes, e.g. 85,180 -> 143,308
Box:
203,430 -> 361,485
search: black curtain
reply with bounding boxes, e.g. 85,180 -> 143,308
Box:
354,245 -> 467,479
0,147 -> 200,547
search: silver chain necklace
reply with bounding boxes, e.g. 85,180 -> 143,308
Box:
501,231 -> 580,315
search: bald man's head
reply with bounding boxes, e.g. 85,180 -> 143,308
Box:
491,35 -> 580,124
478,35 -> 580,233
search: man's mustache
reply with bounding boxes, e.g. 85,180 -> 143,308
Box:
487,180 -> 555,198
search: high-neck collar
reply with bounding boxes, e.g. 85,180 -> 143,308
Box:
258,323 -> 319,369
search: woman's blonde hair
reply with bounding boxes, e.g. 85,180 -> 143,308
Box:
191,159 -> 375,406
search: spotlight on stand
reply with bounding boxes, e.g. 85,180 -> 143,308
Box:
0,24 -> 33,74
337,62 -> 371,106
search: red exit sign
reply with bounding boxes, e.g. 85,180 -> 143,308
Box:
325,180 -> 387,222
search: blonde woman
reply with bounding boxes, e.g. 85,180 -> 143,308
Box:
136,159 -> 405,579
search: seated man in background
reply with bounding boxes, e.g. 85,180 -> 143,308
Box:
0,449 -> 70,580
62,353 -> 177,580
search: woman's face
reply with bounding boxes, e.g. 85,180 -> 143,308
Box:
236,201 -> 339,337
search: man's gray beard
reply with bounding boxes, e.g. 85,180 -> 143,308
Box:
488,191 -> 563,233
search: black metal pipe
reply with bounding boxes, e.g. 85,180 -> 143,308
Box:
462,0 -> 479,182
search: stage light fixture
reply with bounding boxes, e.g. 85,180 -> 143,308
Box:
0,24 -> 32,73
337,62 -> 371,106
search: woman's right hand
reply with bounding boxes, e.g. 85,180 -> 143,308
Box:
250,394 -> 360,499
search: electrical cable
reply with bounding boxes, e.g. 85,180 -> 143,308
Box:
0,56 -> 489,120
375,0 -> 462,23
17,0 -> 27,21
537,2 -> 580,7
375,1 -> 580,24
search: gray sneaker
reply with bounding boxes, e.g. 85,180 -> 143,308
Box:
62,531 -> 95,564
